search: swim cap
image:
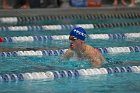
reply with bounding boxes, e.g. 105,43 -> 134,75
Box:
70,27 -> 87,41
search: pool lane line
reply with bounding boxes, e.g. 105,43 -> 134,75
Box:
0,13 -> 140,24
0,21 -> 140,31
0,65 -> 140,82
0,32 -> 140,43
0,46 -> 140,57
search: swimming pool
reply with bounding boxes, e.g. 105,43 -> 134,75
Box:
0,8 -> 140,93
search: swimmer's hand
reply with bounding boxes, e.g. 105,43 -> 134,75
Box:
62,49 -> 73,60
103,61 -> 108,64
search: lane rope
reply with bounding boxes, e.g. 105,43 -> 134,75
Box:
0,22 -> 140,31
0,65 -> 140,82
1,33 -> 140,43
0,12 -> 140,24
0,46 -> 139,57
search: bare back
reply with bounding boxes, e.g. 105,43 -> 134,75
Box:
83,45 -> 105,67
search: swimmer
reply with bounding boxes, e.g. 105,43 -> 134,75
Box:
63,27 -> 106,68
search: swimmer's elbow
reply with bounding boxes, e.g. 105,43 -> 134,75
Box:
91,59 -> 102,68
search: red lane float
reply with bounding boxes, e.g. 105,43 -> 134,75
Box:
0,37 -> 4,42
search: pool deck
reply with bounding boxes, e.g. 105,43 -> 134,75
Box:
0,3 -> 140,17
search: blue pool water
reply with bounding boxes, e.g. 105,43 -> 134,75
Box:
0,73 -> 140,93
0,26 -> 140,48
0,10 -> 140,93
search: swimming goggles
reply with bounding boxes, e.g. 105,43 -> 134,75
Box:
69,36 -> 78,41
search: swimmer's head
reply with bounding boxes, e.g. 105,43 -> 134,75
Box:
70,27 -> 87,41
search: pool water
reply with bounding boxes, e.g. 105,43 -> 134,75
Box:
0,73 -> 140,93
0,26 -> 140,48
0,10 -> 140,93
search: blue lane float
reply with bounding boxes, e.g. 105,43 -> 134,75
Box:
0,46 -> 140,57
0,66 -> 140,82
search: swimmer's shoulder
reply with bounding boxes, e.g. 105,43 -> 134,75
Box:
85,45 -> 100,56
86,45 -> 96,51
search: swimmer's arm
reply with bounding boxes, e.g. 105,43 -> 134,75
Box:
62,49 -> 73,60
94,48 -> 105,63
87,50 -> 102,68
98,52 -> 106,62
90,57 -> 102,68
88,49 -> 105,67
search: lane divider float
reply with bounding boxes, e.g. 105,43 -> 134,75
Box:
1,33 -> 140,43
0,22 -> 140,31
0,46 -> 140,57
0,66 -> 140,82
0,13 -> 139,24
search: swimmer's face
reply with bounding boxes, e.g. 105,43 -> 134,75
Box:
69,36 -> 83,50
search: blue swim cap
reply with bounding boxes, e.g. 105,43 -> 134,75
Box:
70,27 -> 87,41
